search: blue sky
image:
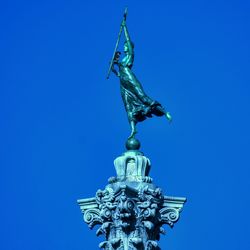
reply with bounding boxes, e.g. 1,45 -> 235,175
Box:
1,0 -> 250,249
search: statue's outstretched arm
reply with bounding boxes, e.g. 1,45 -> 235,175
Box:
122,21 -> 133,54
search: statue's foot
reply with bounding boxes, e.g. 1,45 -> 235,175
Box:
165,112 -> 172,123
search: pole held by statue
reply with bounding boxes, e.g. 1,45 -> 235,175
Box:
106,7 -> 128,79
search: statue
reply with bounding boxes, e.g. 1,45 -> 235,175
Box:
107,9 -> 172,139
78,9 -> 186,250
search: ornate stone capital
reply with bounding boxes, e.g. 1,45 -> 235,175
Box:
78,150 -> 186,249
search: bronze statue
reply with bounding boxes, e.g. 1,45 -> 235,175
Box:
107,9 -> 172,139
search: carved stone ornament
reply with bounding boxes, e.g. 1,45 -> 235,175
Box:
78,147 -> 186,250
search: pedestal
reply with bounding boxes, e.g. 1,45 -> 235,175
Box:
77,140 -> 186,249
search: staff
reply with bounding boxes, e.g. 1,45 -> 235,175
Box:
106,7 -> 128,79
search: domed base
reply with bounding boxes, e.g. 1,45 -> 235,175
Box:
126,137 -> 141,151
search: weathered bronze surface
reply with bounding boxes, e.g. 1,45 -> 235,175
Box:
109,10 -> 172,139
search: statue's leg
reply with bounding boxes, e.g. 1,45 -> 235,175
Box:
128,120 -> 137,139
153,105 -> 172,122
130,82 -> 173,123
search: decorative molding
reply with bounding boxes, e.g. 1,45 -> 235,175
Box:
77,151 -> 186,249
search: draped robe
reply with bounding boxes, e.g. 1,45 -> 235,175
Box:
117,43 -> 166,123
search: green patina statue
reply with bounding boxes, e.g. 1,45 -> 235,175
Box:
107,9 -> 172,139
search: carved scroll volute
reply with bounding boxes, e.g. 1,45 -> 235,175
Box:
159,207 -> 180,227
84,208 -> 102,229
77,198 -> 102,229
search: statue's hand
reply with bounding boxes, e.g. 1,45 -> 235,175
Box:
121,19 -> 126,27
166,112 -> 172,123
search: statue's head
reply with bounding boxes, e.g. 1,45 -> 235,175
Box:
124,41 -> 134,53
114,51 -> 121,61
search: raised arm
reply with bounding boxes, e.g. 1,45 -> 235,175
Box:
121,21 -> 134,67
122,21 -> 133,54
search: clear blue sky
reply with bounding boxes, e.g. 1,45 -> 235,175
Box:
1,0 -> 250,249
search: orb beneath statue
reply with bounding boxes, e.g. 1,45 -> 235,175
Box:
126,137 -> 141,150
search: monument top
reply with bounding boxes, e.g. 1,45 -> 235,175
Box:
107,8 -> 172,140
